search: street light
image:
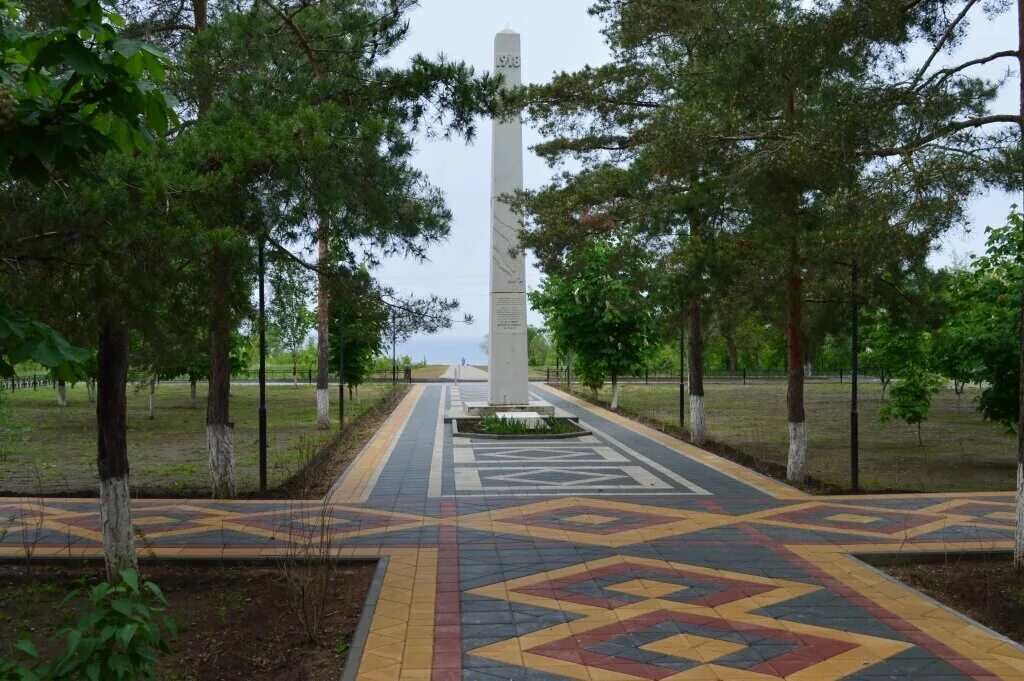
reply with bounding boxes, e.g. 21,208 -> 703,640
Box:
258,237 -> 267,492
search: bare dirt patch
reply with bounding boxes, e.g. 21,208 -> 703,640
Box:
880,556 -> 1024,644
0,561 -> 376,681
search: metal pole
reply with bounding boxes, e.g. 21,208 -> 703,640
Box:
851,263 -> 860,493
338,310 -> 344,428
258,238 -> 268,492
679,323 -> 686,433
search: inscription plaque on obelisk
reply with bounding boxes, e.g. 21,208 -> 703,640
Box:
488,28 -> 529,406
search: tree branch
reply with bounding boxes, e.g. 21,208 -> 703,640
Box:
866,114 -> 1019,156
915,50 -> 1017,92
910,0 -> 982,89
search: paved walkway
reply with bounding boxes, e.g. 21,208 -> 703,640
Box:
2,384 -> 1022,679
441,365 -> 490,381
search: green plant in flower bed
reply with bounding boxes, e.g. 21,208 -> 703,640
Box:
477,415 -> 578,435
0,569 -> 175,681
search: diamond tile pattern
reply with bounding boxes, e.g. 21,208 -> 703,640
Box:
2,383 -> 1021,680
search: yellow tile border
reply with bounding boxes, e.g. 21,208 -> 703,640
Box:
329,384 -> 426,504
535,383 -> 808,500
794,545 -> 1024,676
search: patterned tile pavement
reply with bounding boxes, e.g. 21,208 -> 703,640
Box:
2,382 -> 1023,679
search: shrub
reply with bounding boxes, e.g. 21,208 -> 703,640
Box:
0,569 -> 175,681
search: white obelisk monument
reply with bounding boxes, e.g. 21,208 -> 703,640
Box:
488,28 -> 529,406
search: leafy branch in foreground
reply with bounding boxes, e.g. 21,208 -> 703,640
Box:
0,569 -> 175,681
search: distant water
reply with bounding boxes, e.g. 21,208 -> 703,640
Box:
396,334 -> 488,366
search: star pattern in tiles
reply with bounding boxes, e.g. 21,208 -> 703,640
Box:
0,500 -> 436,549
756,502 -> 952,537
467,556 -> 911,680
936,500 -> 1017,526
468,556 -> 821,615
504,559 -> 786,611
453,497 -> 733,547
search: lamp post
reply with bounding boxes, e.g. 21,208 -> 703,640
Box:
258,237 -> 267,492
338,310 -> 345,428
850,263 -> 860,493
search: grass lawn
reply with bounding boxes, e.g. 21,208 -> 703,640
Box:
554,380 -> 1015,493
0,382 -> 396,497
410,364 -> 449,379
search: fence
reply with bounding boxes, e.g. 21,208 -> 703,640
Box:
0,368 -> 413,392
543,366 -> 887,386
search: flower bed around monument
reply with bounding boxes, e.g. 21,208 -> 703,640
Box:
452,416 -> 588,439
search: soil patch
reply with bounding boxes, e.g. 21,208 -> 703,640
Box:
880,556 -> 1024,644
0,561 -> 376,680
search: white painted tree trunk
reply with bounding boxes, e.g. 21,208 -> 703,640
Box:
787,421 -> 807,482
100,474 -> 137,578
86,379 -> 95,404
207,423 -> 236,498
148,377 -> 155,419
316,389 -> 330,429
57,380 -> 67,407
610,378 -> 620,411
690,394 -> 707,447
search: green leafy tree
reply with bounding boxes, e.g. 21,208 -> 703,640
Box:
165,0 -> 499,481
519,0 -> 1006,481
526,325 -> 552,367
879,366 -> 945,446
269,257 -> 315,387
530,239 -> 660,411
860,311 -> 932,400
1,0 -> 176,581
944,212 -> 1023,431
329,269 -> 386,394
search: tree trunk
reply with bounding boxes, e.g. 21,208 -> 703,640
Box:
1014,0 -> 1023,569
57,379 -> 67,407
688,298 -> 707,446
189,374 -> 197,409
207,248 -> 236,498
917,422 -> 923,446
316,227 -> 330,430
293,359 -> 298,388
786,264 -> 807,483
148,374 -> 156,419
724,332 -> 738,373
86,378 -> 95,404
803,342 -> 815,377
97,314 -> 137,582
610,374 -> 620,411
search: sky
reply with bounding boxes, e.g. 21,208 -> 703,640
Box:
376,0 -> 1020,366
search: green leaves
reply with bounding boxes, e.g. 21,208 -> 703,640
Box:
0,569 -> 174,681
530,238 -> 660,391
879,365 -> 945,440
0,304 -> 88,379
0,0 -> 178,180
